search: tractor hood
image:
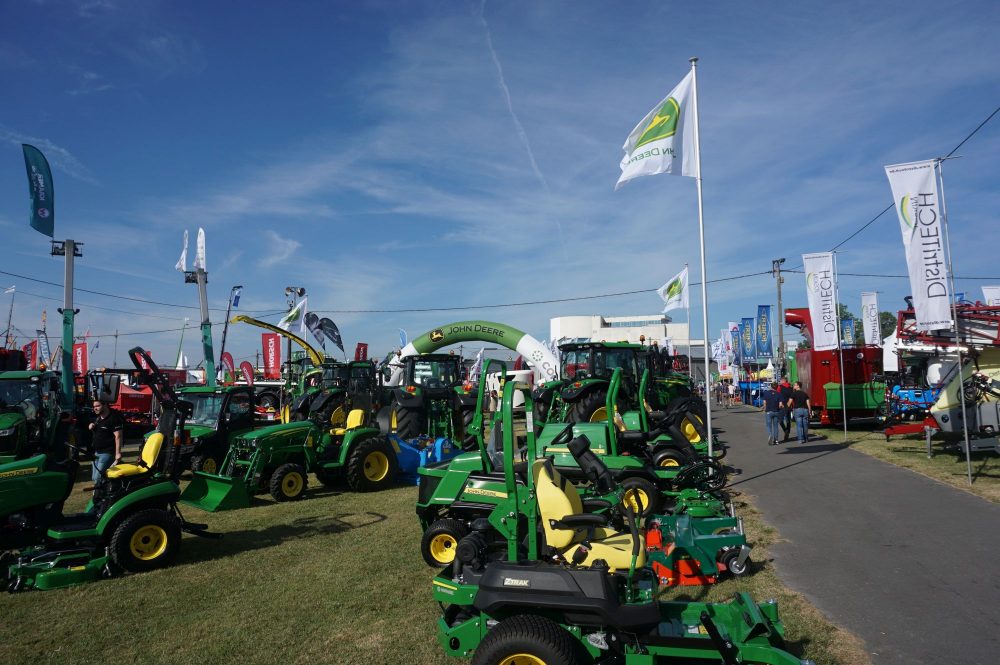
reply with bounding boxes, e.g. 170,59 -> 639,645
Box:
184,424 -> 217,439
239,420 -> 315,441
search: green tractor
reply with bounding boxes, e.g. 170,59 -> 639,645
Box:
381,353 -> 477,442
1,348 -> 213,591
431,381 -> 802,665
179,391 -> 397,512
0,362 -> 73,465
289,360 -> 380,428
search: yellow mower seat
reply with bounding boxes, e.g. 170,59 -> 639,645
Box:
106,433 -> 164,479
532,458 -> 645,571
332,409 -> 365,436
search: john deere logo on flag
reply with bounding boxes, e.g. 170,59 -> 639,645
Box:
430,329 -> 445,343
665,277 -> 683,299
635,98 -> 680,149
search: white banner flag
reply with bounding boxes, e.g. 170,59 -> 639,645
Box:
885,160 -> 952,331
982,286 -> 1000,306
860,291 -> 881,347
656,266 -> 688,314
193,227 -> 207,271
278,297 -> 307,334
802,252 -> 840,351
616,71 -> 696,190
175,230 -> 188,272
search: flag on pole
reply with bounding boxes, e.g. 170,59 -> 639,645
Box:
468,347 -> 485,383
3,286 -> 13,295
860,292 -> 881,346
656,266 -> 688,314
884,160 -> 952,331
982,286 -> 1000,306
755,305 -> 773,358
841,318 -> 856,345
802,252 -> 840,351
739,318 -> 756,360
616,71 -> 696,189
232,287 -> 241,308
304,313 -> 326,351
399,329 -> 408,348
193,228 -> 207,271
278,297 -> 307,335
175,230 -> 188,272
22,145 -> 55,238
319,317 -> 344,353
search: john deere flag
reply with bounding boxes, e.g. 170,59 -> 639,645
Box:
739,318 -> 755,360
755,305 -> 773,358
885,160 -> 952,331
22,145 -> 54,238
278,297 -> 307,334
616,71 -> 695,190
860,292 -> 881,346
802,252 -> 840,351
656,266 -> 688,314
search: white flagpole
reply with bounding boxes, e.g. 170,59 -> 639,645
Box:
685,262 -> 692,379
689,57 -> 714,458
832,252 -> 848,441
937,159 -> 973,485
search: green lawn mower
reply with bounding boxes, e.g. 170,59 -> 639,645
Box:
430,381 -> 804,665
2,348 -> 214,591
380,353 -> 477,442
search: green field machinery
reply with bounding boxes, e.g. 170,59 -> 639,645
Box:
431,382 -> 804,665
381,353 -> 477,442
0,356 -> 74,465
180,397 -> 397,511
1,348 -> 213,591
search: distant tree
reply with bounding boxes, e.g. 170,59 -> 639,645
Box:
879,311 -> 896,340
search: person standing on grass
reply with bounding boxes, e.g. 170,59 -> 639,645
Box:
777,377 -> 793,442
789,382 -> 812,443
89,400 -> 123,483
760,382 -> 784,445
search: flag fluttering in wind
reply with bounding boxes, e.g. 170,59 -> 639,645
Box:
399,329 -> 408,348
802,252 -> 840,351
193,228 -> 207,271
305,313 -> 325,350
319,317 -> 344,353
860,292 -> 881,346
278,297 -> 307,335
656,266 -> 688,314
22,145 -> 55,238
175,230 -> 188,272
616,71 -> 696,190
468,347 -> 485,383
3,286 -> 14,295
232,287 -> 241,308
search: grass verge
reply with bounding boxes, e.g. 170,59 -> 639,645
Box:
2,469 -> 869,665
814,427 -> 1000,503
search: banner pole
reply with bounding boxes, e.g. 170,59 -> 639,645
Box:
689,57 -> 713,458
937,159 -> 973,485
833,252 -> 848,441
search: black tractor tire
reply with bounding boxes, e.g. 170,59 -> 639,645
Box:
269,462 -> 309,502
314,467 -> 341,488
109,508 -> 182,573
618,476 -> 660,518
568,389 -> 615,425
532,399 -> 550,437
190,454 -> 221,475
720,548 -> 750,576
390,400 -> 423,439
460,405 -> 476,437
346,436 -> 399,492
472,614 -> 583,665
375,406 -> 392,434
257,390 -> 280,411
420,518 -> 469,567
652,448 -> 689,469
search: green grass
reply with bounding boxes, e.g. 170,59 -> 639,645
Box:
814,426 -> 1000,504
1,470 -> 869,665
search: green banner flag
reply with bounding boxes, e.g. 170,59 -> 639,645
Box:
22,144 -> 54,238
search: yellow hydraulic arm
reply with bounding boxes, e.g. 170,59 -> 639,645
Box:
231,315 -> 324,366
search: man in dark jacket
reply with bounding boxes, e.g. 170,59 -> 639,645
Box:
89,400 -> 123,482
777,378 -> 793,442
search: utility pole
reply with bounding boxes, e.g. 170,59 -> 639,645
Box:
772,258 -> 786,378
4,286 -> 14,349
183,267 -> 216,386
51,239 -> 82,409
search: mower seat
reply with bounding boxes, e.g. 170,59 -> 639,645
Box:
106,433 -> 164,479
533,458 -> 645,571
332,409 -> 365,436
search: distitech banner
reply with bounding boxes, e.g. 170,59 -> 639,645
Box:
802,252 -> 840,351
885,160 -> 952,331
262,333 -> 281,379
861,291 -> 881,346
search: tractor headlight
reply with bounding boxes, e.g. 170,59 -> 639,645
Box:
0,428 -> 15,437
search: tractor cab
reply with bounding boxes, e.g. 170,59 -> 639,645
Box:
0,371 -> 67,464
161,385 -> 256,474
383,354 -> 476,440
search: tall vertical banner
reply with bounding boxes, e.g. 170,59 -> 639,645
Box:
354,343 -> 368,361
22,145 -> 55,238
22,340 -> 37,370
739,318 -> 756,361
72,342 -> 88,375
802,252 -> 840,351
220,352 -> 236,383
861,291 -> 881,346
731,324 -> 741,364
885,160 -> 952,331
239,361 -> 255,386
262,333 -> 281,379
841,319 -> 856,346
36,330 -> 51,368
755,305 -> 773,358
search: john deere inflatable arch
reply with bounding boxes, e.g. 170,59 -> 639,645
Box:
394,320 -> 559,384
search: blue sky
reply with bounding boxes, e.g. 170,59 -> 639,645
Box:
1,0 -> 999,369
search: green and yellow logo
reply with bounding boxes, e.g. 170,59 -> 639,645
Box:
429,329 -> 445,343
806,272 -> 818,293
635,98 -> 680,149
665,277 -> 683,300
899,194 -> 913,228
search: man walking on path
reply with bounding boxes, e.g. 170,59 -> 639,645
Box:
760,382 -> 785,445
788,381 -> 812,443
777,377 -> 793,442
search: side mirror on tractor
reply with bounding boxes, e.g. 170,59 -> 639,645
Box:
92,373 -> 121,404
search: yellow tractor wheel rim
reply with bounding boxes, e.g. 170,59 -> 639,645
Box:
282,472 -> 304,497
622,488 -> 650,514
658,456 -> 681,467
590,406 -> 626,432
129,525 -> 169,561
330,406 -> 346,427
202,458 -> 218,475
429,533 -> 458,564
363,451 -> 390,482
681,416 -> 703,442
498,656 -> 546,665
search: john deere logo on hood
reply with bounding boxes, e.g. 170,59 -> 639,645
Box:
430,329 -> 445,343
899,194 -> 913,229
635,98 -> 680,149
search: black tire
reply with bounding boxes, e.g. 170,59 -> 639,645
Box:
346,436 -> 399,492
390,400 -> 422,439
618,476 -> 660,517
674,461 -> 728,492
532,399 -> 549,437
720,548 -> 750,576
269,462 -> 308,502
568,389 -> 614,425
190,453 -> 221,475
472,614 -> 582,665
375,406 -> 392,434
257,390 -> 280,410
314,467 -> 341,488
420,518 -> 468,567
108,508 -> 182,573
653,448 -> 689,468
460,406 -> 476,437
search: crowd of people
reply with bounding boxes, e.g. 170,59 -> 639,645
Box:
711,378 -> 814,445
